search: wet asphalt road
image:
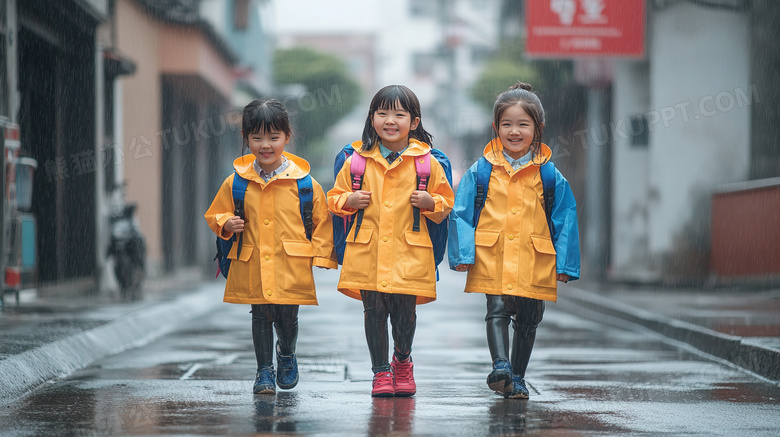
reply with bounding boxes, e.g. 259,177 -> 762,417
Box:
1,268 -> 779,436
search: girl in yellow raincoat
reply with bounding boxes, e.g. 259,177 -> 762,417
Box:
328,85 -> 454,397
449,83 -> 581,400
205,98 -> 336,395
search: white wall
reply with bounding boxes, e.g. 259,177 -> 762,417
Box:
648,3 -> 750,255
611,2 -> 751,280
611,60 -> 652,279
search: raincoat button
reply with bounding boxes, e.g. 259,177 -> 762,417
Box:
419,158 -> 425,164
511,208 -> 517,214
508,234 -> 515,240
381,281 -> 388,287
507,284 -> 513,290
383,236 -> 389,242
264,219 -> 270,225
384,201 -> 391,207
266,289 -> 272,295
264,255 -> 270,261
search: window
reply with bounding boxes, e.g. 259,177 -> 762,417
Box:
629,114 -> 649,147
412,52 -> 435,77
409,0 -> 437,17
0,36 -> 6,117
234,0 -> 249,30
470,46 -> 491,65
0,0 -> 6,116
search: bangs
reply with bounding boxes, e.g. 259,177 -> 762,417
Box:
244,103 -> 290,136
371,85 -> 418,116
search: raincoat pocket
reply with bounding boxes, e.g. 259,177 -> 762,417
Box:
403,230 -> 434,280
343,227 -> 374,281
282,240 -> 314,290
472,229 -> 501,280
530,235 -> 556,288
226,244 -> 254,296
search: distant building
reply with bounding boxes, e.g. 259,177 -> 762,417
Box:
275,0 -> 502,183
375,0 -> 501,163
97,0 -> 274,289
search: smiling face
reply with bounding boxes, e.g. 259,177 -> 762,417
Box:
494,104 -> 537,160
245,128 -> 289,173
371,100 -> 420,152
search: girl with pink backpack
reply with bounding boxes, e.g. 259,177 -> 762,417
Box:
327,85 -> 454,397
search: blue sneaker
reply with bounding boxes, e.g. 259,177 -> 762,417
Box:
487,359 -> 513,394
276,345 -> 299,390
253,368 -> 276,394
505,374 -> 529,399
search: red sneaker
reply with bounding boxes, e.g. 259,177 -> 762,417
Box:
372,371 -> 395,397
391,356 -> 416,397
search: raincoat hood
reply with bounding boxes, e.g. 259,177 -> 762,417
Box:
482,139 -> 553,171
354,138 -> 432,159
233,152 -> 310,183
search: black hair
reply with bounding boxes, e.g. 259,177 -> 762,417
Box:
241,98 -> 292,151
361,85 -> 433,151
492,82 -> 546,162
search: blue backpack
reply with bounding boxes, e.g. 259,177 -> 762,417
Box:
214,172 -> 314,279
473,157 -> 556,237
332,144 -> 453,279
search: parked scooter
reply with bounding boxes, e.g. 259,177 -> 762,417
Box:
108,184 -> 146,300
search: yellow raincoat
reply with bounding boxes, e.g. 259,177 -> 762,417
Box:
205,152 -> 336,305
328,139 -> 454,304
463,141 -> 559,302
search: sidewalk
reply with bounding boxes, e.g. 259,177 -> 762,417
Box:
0,272 -> 224,404
2,274 -> 778,406
556,281 -> 780,383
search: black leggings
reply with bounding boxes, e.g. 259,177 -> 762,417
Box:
361,290 -> 417,374
485,295 -> 545,377
251,304 -> 299,371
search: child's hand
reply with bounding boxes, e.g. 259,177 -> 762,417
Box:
345,190 -> 372,209
557,273 -> 570,283
224,216 -> 245,234
454,264 -> 473,272
410,190 -> 435,211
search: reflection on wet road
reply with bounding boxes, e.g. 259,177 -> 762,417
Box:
1,270 -> 779,436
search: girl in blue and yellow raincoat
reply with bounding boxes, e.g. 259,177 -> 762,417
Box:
449,82 -> 580,400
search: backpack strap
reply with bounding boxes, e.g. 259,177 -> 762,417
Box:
232,172 -> 250,258
297,175 -> 314,241
350,152 -> 367,190
540,161 -> 556,238
349,152 -> 368,241
473,157 -> 491,226
232,172 -> 250,209
412,152 -> 432,232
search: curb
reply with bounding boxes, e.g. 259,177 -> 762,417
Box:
558,287 -> 780,383
0,283 -> 221,405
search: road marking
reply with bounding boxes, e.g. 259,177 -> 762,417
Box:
180,354 -> 239,380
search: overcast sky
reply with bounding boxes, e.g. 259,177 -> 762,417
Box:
273,0 -> 379,33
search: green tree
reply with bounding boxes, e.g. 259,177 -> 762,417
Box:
470,38 -> 572,112
273,47 -> 361,159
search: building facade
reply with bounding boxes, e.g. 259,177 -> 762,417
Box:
610,0 -> 778,283
2,0 -> 109,294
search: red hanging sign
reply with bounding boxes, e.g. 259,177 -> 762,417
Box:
526,0 -> 645,58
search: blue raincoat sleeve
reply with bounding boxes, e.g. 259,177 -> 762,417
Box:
448,163 -> 479,269
551,169 -> 581,280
